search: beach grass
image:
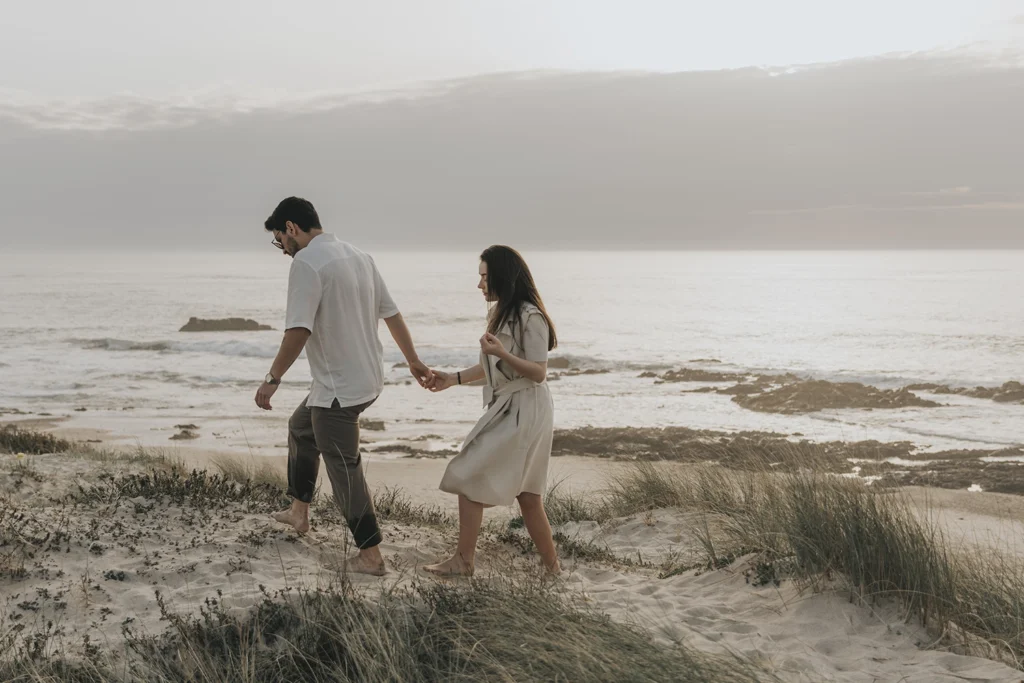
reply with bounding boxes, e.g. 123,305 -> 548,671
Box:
0,576 -> 770,683
69,468 -> 290,511
598,459 -> 1024,666
0,425 -> 73,456
0,425 -> 182,473
211,453 -> 288,491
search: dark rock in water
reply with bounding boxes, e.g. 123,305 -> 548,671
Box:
179,317 -> 272,332
170,429 -> 199,440
989,382 -> 1024,403
174,424 -> 199,430
360,419 -> 385,431
548,357 -> 571,370
74,407 -> 87,412
734,380 -> 941,414
557,368 -> 611,377
905,382 -> 944,391
906,380 -> 1024,405
756,373 -> 802,385
550,425 -> 930,466
367,443 -> 459,459
716,383 -> 763,396
653,368 -> 742,383
714,373 -> 801,396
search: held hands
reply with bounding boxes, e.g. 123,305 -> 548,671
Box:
417,331 -> 505,393
408,359 -> 434,388
425,370 -> 456,393
255,359 -> 434,411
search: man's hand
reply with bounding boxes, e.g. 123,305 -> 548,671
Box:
408,359 -> 434,387
255,382 -> 279,410
426,370 -> 455,393
257,328 -> 308,411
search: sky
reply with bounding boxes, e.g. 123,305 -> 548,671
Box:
1,0 -> 1022,99
1,1 -> 1023,249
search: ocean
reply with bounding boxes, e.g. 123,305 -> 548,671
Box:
1,249 -> 1022,457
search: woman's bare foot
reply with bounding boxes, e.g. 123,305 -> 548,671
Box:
423,554 -> 474,577
271,506 -> 310,534
537,553 -> 561,577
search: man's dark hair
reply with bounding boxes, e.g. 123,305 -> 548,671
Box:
264,197 -> 321,233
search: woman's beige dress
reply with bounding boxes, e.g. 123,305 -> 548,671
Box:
439,303 -> 554,507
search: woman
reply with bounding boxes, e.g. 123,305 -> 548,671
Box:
423,245 -> 560,577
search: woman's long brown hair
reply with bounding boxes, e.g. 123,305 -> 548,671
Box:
481,245 -> 557,351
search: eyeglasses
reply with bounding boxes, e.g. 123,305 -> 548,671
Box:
271,237 -> 284,250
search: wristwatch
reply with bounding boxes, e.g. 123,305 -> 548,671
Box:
265,372 -> 280,385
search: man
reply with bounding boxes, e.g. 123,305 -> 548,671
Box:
256,196 -> 431,576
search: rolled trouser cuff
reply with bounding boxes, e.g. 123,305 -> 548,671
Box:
287,488 -> 314,504
348,514 -> 383,549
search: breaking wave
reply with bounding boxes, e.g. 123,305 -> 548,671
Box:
72,337 -> 675,372
74,337 -> 278,359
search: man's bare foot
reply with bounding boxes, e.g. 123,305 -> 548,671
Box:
344,553 -> 387,577
271,507 -> 310,534
423,554 -> 474,577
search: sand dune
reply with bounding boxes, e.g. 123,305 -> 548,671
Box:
3,446 -> 1024,681
550,506 -> 1023,682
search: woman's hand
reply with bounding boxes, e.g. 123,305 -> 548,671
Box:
427,370 -> 456,392
480,333 -> 507,358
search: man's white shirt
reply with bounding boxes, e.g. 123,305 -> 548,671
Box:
285,234 -> 399,408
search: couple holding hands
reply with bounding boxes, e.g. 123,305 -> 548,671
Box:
255,197 -> 559,578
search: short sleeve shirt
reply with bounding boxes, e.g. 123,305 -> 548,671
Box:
285,234 -> 399,408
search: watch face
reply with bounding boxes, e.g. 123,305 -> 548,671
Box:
265,373 -> 275,384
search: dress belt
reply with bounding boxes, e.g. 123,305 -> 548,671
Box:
482,378 -> 538,408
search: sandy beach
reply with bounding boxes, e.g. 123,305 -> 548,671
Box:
3,418 -> 1024,682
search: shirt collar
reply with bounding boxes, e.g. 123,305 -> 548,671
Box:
308,232 -> 336,246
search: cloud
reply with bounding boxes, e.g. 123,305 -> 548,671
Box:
753,188 -> 1024,216
2,54 -> 1022,249
0,78 -> 463,132
750,202 -> 1024,215
900,187 -> 975,197
0,70 -> 590,132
